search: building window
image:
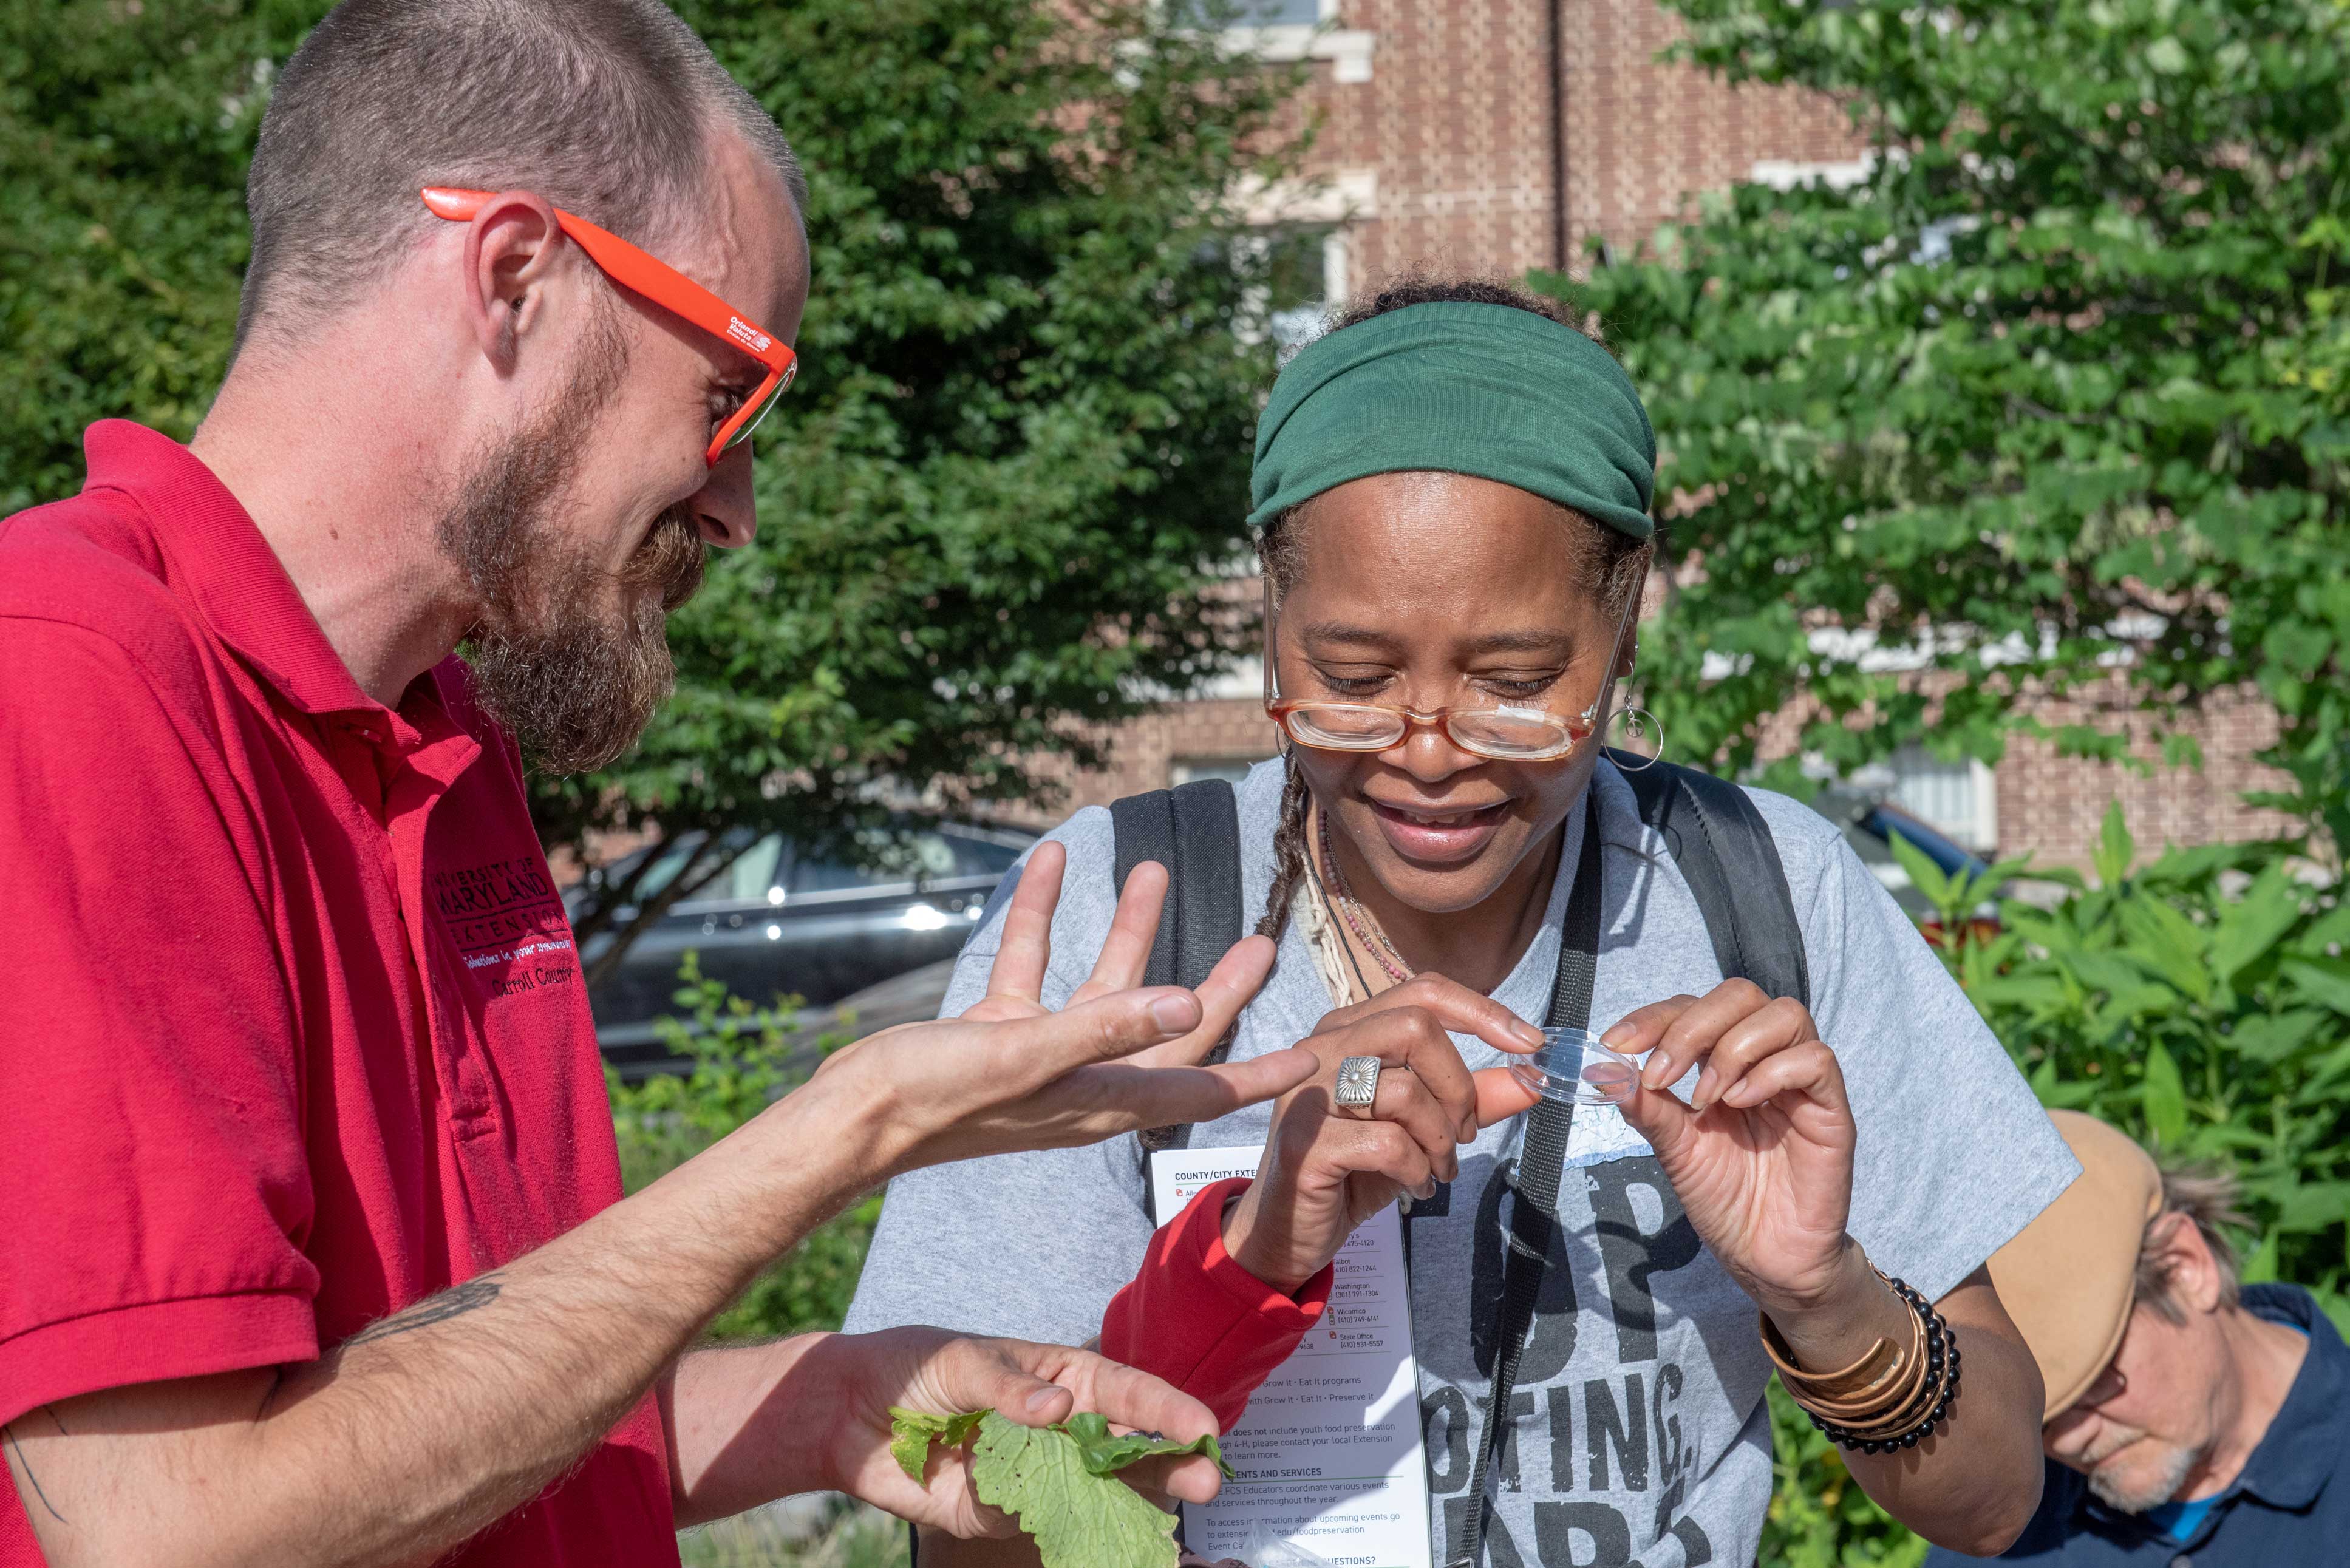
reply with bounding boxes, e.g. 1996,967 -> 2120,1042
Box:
1171,756 -> 1272,788
1172,0 -> 1376,83
1230,169 -> 1375,361
1184,0 -> 1319,21
1264,225 -> 1341,358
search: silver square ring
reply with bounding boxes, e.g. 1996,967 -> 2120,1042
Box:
1334,1055 -> 1382,1108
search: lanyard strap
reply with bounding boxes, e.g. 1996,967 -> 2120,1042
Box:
1448,807 -> 1604,1568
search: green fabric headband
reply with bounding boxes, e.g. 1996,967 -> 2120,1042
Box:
1247,300 -> 1657,539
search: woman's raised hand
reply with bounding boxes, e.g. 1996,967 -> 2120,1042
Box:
1221,975 -> 1545,1294
1601,980 -> 1859,1320
805,843 -> 1317,1178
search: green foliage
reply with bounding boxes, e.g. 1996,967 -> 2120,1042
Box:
1769,802 -> 2350,1562
1761,1385 -> 1929,1568
1964,810 -> 2350,1312
608,952 -> 876,1340
1558,0 -> 2350,853
1,1 -> 313,511
968,1409 -> 1187,1568
2,0 -> 1311,972
680,1504 -> 908,1568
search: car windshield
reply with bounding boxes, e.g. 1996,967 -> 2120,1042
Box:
609,828 -> 775,907
791,827 -> 959,894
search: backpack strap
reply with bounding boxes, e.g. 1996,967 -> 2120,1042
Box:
1612,752 -> 1811,1009
1109,781 -> 1245,1162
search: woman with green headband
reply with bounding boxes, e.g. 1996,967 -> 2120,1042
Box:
848,280 -> 2076,1566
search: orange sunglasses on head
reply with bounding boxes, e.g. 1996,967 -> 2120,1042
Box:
423,187 -> 797,467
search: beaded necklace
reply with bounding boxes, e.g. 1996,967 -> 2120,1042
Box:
1315,809 -> 1416,985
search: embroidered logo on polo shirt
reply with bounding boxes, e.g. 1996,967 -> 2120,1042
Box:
432,855 -> 577,997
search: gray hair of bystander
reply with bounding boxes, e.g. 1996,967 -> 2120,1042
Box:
233,0 -> 805,361
2134,1161 -> 2250,1325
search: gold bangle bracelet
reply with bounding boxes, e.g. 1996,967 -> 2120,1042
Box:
1761,1266 -> 1929,1429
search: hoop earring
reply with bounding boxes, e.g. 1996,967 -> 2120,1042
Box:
1604,705 -> 1665,770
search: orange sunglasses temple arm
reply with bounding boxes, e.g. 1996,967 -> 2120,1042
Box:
418,187 -> 793,379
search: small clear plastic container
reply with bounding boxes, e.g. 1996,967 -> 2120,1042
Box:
1509,1025 -> 1644,1107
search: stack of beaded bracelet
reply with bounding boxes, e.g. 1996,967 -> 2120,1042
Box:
1761,1272 -> 1962,1454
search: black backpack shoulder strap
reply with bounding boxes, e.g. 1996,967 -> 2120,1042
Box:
1111,779 -> 1245,996
1611,752 -> 1811,1008
1109,781 -> 1244,1167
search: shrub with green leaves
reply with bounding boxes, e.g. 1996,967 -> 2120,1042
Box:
1897,806 -> 2350,1323
1563,0 -> 2350,855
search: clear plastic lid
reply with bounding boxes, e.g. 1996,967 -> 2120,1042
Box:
1508,1025 -> 1643,1107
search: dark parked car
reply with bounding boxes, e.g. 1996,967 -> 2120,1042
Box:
1811,786 -> 2001,934
571,820 -> 1033,1076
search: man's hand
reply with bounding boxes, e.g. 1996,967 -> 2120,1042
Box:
795,1328 -> 1226,1540
805,844 -> 1317,1181
1221,976 -> 1544,1293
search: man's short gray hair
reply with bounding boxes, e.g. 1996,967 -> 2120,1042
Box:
236,0 -> 804,358
2136,1160 -> 2249,1325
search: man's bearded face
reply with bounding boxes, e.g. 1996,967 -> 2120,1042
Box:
437,311 -> 708,774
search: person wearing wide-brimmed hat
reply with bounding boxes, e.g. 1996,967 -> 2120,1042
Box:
1927,1110 -> 2350,1565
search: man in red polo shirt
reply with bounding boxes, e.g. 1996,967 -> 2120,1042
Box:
0,2 -> 1312,1565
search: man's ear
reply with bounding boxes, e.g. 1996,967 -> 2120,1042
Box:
2151,1211 -> 2226,1316
455,190 -> 569,372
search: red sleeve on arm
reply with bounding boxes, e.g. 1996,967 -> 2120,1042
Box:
0,622 -> 319,1430
1098,1177 -> 1334,1433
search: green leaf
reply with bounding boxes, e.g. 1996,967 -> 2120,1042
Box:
2119,897 -> 2212,1002
2275,1181 -> 2350,1234
2283,955 -> 2350,1017
2227,1010 -> 2328,1064
1885,828 -> 1953,912
2144,35 -> 2188,73
2212,865 -> 2306,982
888,1407 -> 988,1482
2028,1054 -> 2060,1100
971,1410 -> 1182,1568
2295,901 -> 2350,957
2093,803 -> 2136,888
2242,1231 -> 2281,1285
2142,1040 -> 2188,1147
2067,950 -> 2176,1014
1058,1411 -> 1233,1479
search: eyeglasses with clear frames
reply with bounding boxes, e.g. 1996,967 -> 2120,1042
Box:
1261,574 -> 1640,763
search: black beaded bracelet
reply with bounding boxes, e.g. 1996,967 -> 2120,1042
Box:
1804,1275 -> 1961,1454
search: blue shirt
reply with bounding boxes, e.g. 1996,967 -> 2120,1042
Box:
1924,1285 -> 2348,1567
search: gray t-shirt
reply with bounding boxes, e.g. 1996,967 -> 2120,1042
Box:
846,758 -> 2078,1567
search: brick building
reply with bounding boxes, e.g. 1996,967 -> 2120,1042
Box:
1029,0 -> 2296,869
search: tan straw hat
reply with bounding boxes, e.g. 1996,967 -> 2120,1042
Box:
1984,1110 -> 2164,1422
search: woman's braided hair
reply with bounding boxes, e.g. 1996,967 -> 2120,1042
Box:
1253,274 -> 1657,946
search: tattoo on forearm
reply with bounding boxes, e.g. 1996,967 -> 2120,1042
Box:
2,1421 -> 66,1524
347,1275 -> 505,1347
